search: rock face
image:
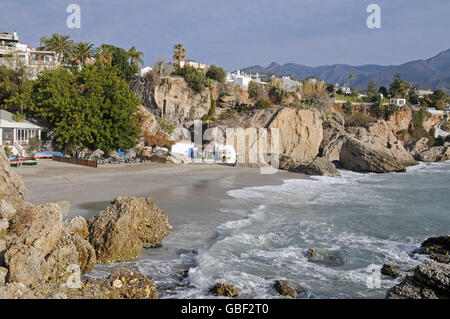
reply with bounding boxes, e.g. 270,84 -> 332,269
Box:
88,197 -> 172,263
405,137 -> 429,158
418,146 -> 450,162
416,235 -> 450,257
324,132 -> 417,173
279,155 -> 340,176
210,282 -> 242,297
0,147 -> 25,214
274,280 -> 297,298
269,108 -> 323,162
64,216 -> 89,239
386,261 -> 450,299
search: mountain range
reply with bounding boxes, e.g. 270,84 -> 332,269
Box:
241,49 -> 450,94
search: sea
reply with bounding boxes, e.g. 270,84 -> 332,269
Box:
91,161 -> 450,299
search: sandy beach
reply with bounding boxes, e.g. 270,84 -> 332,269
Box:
15,159 -> 300,224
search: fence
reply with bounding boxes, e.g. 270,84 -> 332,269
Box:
52,155 -> 97,168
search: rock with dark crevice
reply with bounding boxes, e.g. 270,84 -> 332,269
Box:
274,280 -> 297,298
210,282 -> 242,297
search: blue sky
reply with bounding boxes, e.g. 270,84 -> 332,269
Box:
1,0 -> 449,70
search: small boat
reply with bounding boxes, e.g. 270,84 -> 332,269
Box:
34,151 -> 64,159
9,155 -> 38,167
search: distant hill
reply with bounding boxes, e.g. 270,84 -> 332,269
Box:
241,49 -> 450,94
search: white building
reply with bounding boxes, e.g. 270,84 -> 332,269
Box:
417,89 -> 434,98
139,66 -> 153,77
0,110 -> 42,156
226,70 -> 265,88
179,60 -> 208,70
0,30 -> 58,79
281,76 -> 301,91
390,98 -> 407,106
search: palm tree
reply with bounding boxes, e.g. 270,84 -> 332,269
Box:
39,34 -> 74,63
173,43 -> 186,65
349,74 -> 356,88
72,42 -> 97,66
127,46 -> 144,67
95,44 -> 114,66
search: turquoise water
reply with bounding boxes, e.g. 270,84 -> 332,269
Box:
105,161 -> 449,298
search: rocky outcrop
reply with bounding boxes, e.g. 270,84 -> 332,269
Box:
415,235 -> 450,257
64,216 -> 89,239
274,280 -> 297,298
88,197 -> 172,264
210,282 -> 242,297
388,108 -> 412,133
305,248 -> 344,267
418,146 -> 450,162
405,137 -> 429,158
1,269 -> 158,299
323,132 -> 417,173
269,108 -> 323,161
386,261 -> 450,299
368,120 -> 397,143
279,155 -> 340,176
0,147 -> 25,214
381,264 -> 406,278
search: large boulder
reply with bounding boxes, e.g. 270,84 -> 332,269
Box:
88,197 -> 172,263
368,120 -> 397,143
324,132 -> 417,173
0,147 -> 25,214
269,108 -> 323,161
90,149 -> 104,159
280,155 -> 340,177
418,146 -> 450,162
386,261 -> 450,299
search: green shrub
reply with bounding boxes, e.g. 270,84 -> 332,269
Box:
3,146 -> 13,156
343,101 -> 353,115
412,108 -> 431,129
155,116 -> 175,134
206,65 -> 226,83
219,109 -> 237,120
375,103 -> 400,119
268,82 -> 287,104
346,112 -> 377,127
173,64 -> 206,92
254,99 -> 272,109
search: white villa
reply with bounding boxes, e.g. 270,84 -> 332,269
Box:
226,70 -> 265,88
179,60 -> 208,70
0,110 -> 42,156
390,98 -> 407,106
0,30 -> 58,79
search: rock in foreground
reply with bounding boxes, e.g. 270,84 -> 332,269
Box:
381,264 -> 406,278
210,282 -> 242,297
88,197 -> 172,263
274,280 -> 297,298
280,155 -> 340,177
386,261 -> 450,299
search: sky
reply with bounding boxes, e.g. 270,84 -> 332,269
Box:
1,0 -> 449,71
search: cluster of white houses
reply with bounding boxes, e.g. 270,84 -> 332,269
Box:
0,30 -> 59,79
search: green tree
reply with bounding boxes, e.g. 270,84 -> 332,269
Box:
248,81 -> 263,99
17,65 -> 140,153
378,86 -> 388,98
127,46 -> 144,67
366,81 -> 378,101
96,44 -> 138,82
0,64 -> 32,112
173,44 -> 186,65
39,34 -> 74,63
389,73 -> 411,98
349,74 -> 356,88
268,79 -> 287,104
206,65 -> 226,83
